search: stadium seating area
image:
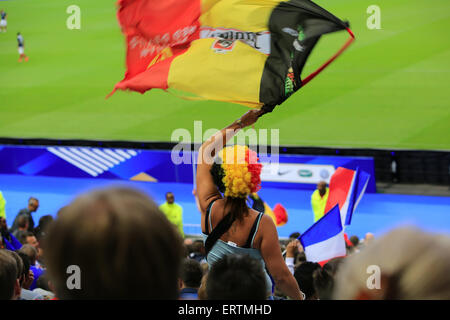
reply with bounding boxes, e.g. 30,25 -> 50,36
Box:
1,185 -> 450,300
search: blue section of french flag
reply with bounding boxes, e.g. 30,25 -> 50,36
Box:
299,204 -> 346,263
345,168 -> 371,226
299,167 -> 371,264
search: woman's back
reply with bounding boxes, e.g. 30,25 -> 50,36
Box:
202,198 -> 273,294
203,198 -> 264,248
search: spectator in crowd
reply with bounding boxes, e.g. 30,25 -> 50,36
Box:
16,252 -> 44,300
0,249 -> 21,300
159,192 -> 184,237
189,240 -> 206,263
0,217 -> 22,250
0,190 -> 6,219
11,197 -> 39,232
19,244 -> 43,290
19,231 -> 39,250
44,187 -> 184,299
196,109 -> 303,300
333,227 -> 450,300
206,254 -> 267,300
12,215 -> 29,240
179,258 -> 203,300
0,216 -> 10,244
289,232 -> 301,242
285,239 -> 305,274
197,272 -> 209,300
364,232 -> 374,245
311,181 -> 329,222
294,262 -> 321,300
34,215 -> 54,242
34,273 -> 55,300
313,257 -> 344,300
350,235 -> 360,247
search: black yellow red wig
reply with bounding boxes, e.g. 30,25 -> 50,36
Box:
210,145 -> 262,199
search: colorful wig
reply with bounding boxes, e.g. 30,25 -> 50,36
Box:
210,145 -> 262,199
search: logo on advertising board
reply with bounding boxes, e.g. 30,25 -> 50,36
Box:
260,163 -> 335,184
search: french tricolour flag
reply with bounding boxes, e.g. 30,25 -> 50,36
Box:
299,167 -> 370,265
300,204 -> 346,265
324,167 -> 370,226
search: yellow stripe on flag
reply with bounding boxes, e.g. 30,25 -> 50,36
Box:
168,38 -> 267,106
200,0 -> 286,31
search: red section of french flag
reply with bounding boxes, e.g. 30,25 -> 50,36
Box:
324,167 -> 357,227
324,167 -> 371,227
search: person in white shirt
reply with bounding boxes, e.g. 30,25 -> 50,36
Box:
0,10 -> 7,33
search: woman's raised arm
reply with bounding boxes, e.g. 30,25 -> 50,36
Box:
196,109 -> 263,213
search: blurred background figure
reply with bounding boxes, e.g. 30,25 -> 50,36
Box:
178,258 -> 203,300
313,257 -> 344,300
159,191 -> 184,237
0,9 -> 7,33
34,215 -> 54,242
311,181 -> 329,222
333,227 -> 450,300
16,251 -> 44,300
17,32 -> 29,62
1,217 -> 22,251
0,191 -> 6,219
12,215 -> 29,240
19,244 -> 43,291
0,249 -> 20,300
10,197 -> 39,233
206,254 -> 268,300
293,261 -> 321,300
44,187 -> 184,299
188,239 -> 206,263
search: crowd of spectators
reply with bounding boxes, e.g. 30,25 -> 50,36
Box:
1,186 -> 450,300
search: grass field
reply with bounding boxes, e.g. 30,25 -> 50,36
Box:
0,0 -> 449,150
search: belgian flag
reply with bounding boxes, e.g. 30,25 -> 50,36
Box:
111,0 -> 354,113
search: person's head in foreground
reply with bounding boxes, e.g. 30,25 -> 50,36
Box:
206,254 -> 267,300
44,187 -> 184,299
333,227 -> 450,300
294,261 -> 321,300
313,257 -> 344,300
210,144 -> 262,221
178,258 -> 203,299
0,249 -> 20,300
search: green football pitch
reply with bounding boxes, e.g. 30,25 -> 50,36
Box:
0,0 -> 449,150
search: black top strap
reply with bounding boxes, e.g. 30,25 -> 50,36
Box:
204,212 -> 236,257
243,212 -> 263,249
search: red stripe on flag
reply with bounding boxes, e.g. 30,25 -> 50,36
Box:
110,0 -> 202,96
114,54 -> 179,92
324,167 -> 354,215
